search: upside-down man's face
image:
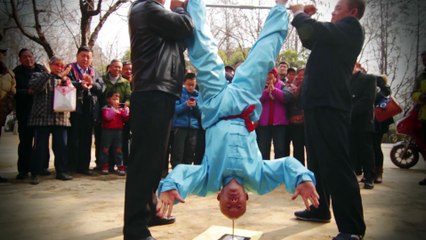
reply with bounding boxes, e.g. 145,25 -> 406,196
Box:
217,178 -> 249,219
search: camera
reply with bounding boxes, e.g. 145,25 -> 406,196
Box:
119,103 -> 125,108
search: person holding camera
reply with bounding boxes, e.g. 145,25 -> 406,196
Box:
100,59 -> 131,172
170,73 -> 201,169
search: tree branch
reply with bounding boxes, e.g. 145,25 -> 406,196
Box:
89,0 -> 129,48
10,0 -> 54,57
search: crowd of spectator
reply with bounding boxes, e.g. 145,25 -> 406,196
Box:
1,1 -> 424,240
0,44 -> 407,189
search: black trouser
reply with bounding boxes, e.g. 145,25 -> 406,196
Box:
349,129 -> 375,181
194,128 -> 205,165
372,131 -> 385,175
106,122 -> 130,169
17,120 -> 34,174
68,111 -> 93,172
31,126 -> 68,176
162,130 -> 174,177
304,108 -> 366,235
124,91 -> 175,239
171,128 -> 198,168
122,122 -> 131,166
286,124 -> 305,165
94,122 -> 103,169
256,125 -> 288,160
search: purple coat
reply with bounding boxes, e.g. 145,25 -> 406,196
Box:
258,80 -> 289,126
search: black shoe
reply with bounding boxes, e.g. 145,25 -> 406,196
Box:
30,175 -> 39,185
374,174 -> 383,184
93,166 -> 102,172
333,233 -> 363,240
16,172 -> 29,180
140,237 -> 156,240
148,216 -> 176,227
363,180 -> 374,189
294,206 -> 331,223
0,176 -> 8,183
419,178 -> 426,186
56,173 -> 73,181
77,170 -> 94,176
40,169 -> 52,176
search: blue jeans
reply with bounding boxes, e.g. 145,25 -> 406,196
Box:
31,126 -> 68,175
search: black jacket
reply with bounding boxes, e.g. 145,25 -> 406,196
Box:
292,14 -> 364,112
350,71 -> 376,132
129,0 -> 194,98
13,64 -> 46,122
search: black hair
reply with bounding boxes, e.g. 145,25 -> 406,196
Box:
225,65 -> 234,71
278,61 -> 289,67
18,48 -> 32,58
77,46 -> 92,54
106,90 -> 120,98
184,72 -> 196,81
348,0 -> 366,19
287,67 -> 296,73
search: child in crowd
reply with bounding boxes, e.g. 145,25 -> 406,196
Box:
171,72 -> 201,168
100,90 -> 129,176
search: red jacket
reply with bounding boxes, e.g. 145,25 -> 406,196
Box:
101,105 -> 129,129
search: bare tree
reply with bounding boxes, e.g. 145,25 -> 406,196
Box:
361,0 -> 426,110
9,0 -> 55,57
81,0 -> 130,49
4,0 -> 130,58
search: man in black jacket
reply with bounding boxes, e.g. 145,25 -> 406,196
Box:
124,1 -> 194,239
13,48 -> 48,180
290,0 -> 366,239
67,46 -> 105,176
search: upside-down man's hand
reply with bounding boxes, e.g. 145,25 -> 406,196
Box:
159,190 -> 185,218
291,181 -> 320,209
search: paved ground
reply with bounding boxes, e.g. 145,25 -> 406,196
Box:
0,131 -> 426,240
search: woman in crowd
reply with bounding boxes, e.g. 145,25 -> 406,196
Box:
28,56 -> 73,184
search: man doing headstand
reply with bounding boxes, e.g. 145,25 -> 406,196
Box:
158,0 -> 319,220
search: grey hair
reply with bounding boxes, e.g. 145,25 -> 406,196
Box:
110,59 -> 122,65
49,56 -> 64,64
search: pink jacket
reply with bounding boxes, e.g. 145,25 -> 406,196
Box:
101,105 -> 129,129
258,80 -> 289,126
